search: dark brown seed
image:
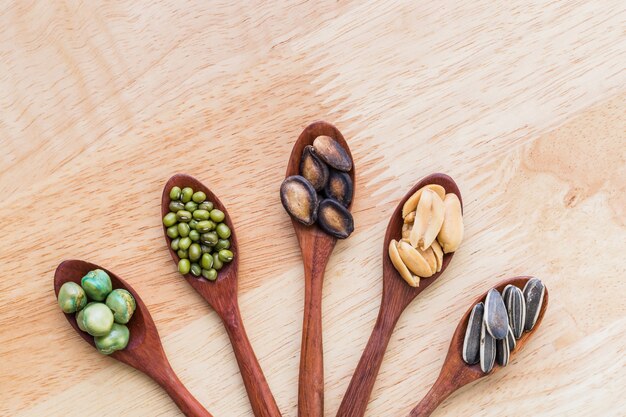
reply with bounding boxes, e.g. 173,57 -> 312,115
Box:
317,198 -> 354,239
484,288 -> 508,340
507,325 -> 516,352
299,145 -> 329,191
462,302 -> 484,365
480,320 -> 496,374
313,135 -> 352,172
325,169 -> 353,207
280,175 -> 319,226
504,285 -> 526,339
523,278 -> 545,332
496,337 -> 510,367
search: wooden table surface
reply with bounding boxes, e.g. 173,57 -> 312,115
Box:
1,1 -> 624,416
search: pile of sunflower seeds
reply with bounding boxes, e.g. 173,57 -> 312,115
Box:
462,277 -> 545,373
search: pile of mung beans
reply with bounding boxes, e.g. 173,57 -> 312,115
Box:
163,186 -> 234,280
57,269 -> 136,355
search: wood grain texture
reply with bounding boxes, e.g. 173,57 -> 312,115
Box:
0,1 -> 624,416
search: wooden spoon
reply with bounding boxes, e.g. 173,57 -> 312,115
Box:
285,121 -> 356,417
409,276 -> 549,417
54,260 -> 212,417
336,173 -> 461,417
162,174 -> 281,417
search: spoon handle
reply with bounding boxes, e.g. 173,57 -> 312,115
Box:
408,365 -> 473,417
221,304 -> 282,417
149,359 -> 213,417
336,299 -> 403,417
298,253 -> 328,417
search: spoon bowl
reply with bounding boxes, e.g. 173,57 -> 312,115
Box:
409,276 -> 549,416
161,173 -> 281,417
285,121 -> 355,417
54,260 -> 212,417
162,174 -> 239,305
337,173 -> 461,417
381,174 -> 462,308
285,120 -> 356,238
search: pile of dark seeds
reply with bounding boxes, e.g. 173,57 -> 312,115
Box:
280,135 -> 354,239
462,278 -> 546,373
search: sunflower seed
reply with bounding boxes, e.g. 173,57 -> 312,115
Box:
523,278 -> 545,332
504,285 -> 526,339
480,319 -> 496,373
496,337 -> 510,367
484,289 -> 508,340
502,284 -> 515,304
507,325 -> 516,352
462,302 -> 484,365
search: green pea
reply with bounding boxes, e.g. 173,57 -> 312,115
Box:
218,249 -> 234,263
177,249 -> 188,259
58,282 -> 87,313
176,210 -> 192,222
198,201 -> 214,211
189,243 -> 202,261
181,187 -> 193,203
76,304 -> 92,332
216,223 -> 231,239
95,323 -> 129,355
163,212 -> 177,227
169,186 -> 182,200
81,303 -> 114,336
169,201 -> 185,212
196,220 -> 215,233
106,289 -> 136,324
210,209 -> 225,223
185,201 -> 198,212
201,232 -> 218,246
190,263 -> 202,276
179,237 -> 192,250
177,222 -> 190,237
189,230 -> 200,241
193,209 -> 210,220
201,253 -> 214,269
200,244 -> 212,254
167,225 -> 179,239
178,259 -> 191,274
170,238 -> 180,251
81,269 -> 112,301
202,268 -> 218,281
215,239 -> 231,251
212,253 -> 224,270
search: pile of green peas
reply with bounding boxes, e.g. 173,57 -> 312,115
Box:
163,186 -> 234,281
57,269 -> 136,355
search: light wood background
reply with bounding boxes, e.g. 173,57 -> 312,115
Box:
1,1 -> 624,416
